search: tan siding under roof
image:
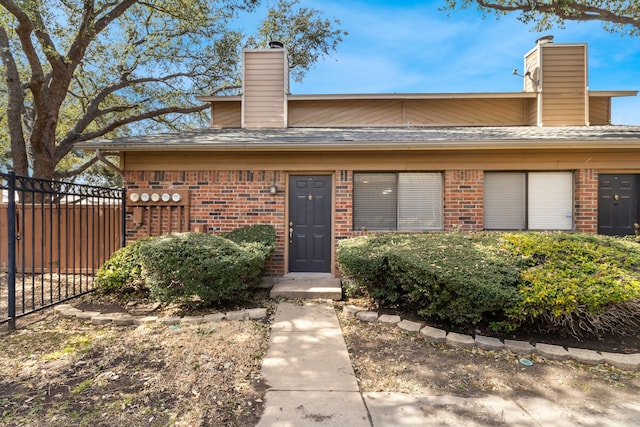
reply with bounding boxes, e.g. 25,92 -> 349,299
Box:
589,97 -> 611,125
526,98 -> 538,126
288,98 -> 528,127
123,150 -> 640,173
211,102 -> 241,128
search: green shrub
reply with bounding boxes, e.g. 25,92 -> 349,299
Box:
390,233 -> 520,325
338,231 -> 640,335
137,232 -> 266,306
224,224 -> 276,254
337,233 -> 521,325
95,238 -> 150,294
336,234 -> 403,304
500,232 -> 640,335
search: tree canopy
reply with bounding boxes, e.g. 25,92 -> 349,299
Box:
444,1 -> 640,36
0,0 -> 346,181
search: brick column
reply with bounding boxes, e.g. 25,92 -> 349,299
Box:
443,170 -> 484,232
575,169 -> 598,233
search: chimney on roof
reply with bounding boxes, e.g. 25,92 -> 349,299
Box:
536,35 -> 554,45
524,35 -> 588,126
241,44 -> 290,128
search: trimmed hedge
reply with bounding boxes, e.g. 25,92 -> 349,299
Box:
337,231 -> 640,336
137,232 -> 267,305
336,233 -> 403,303
94,237 -> 150,294
337,233 -> 520,325
500,232 -> 640,335
95,225 -> 276,306
223,224 -> 276,252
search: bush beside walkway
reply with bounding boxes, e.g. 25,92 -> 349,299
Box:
338,232 -> 640,337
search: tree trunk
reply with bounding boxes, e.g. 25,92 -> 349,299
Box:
0,25 -> 29,176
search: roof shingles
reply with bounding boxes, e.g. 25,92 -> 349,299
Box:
76,126 -> 640,152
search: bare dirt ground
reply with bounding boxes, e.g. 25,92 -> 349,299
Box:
336,301 -> 640,418
0,292 -> 274,427
2,291 -> 640,427
0,272 -> 94,320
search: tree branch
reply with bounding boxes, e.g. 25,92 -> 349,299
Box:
0,0 -> 48,124
474,1 -> 640,30
54,103 -> 210,162
61,70 -> 211,146
53,155 -> 100,179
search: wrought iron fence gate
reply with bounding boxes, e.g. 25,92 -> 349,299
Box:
1,171 -> 125,329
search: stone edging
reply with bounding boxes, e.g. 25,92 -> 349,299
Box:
53,304 -> 268,326
343,305 -> 640,371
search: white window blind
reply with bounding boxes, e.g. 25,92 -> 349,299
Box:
528,172 -> 573,230
484,173 -> 526,230
398,173 -> 442,230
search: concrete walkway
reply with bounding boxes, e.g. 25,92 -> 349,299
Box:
257,301 -> 370,426
257,300 -> 640,427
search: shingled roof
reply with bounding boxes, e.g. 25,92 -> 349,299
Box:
77,126 -> 640,152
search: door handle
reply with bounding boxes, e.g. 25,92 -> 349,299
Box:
289,221 -> 294,243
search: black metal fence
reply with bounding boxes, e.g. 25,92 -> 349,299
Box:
1,171 -> 125,329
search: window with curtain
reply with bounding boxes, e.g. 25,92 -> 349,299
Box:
484,171 -> 573,230
353,172 -> 442,231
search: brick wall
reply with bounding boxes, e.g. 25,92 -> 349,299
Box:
124,170 -> 286,275
575,168 -> 598,233
443,170 -> 484,232
124,167 -> 600,276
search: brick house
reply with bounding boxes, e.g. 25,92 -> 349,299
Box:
78,36 -> 640,277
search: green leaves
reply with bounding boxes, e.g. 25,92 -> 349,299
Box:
1,0 -> 345,178
443,1 -> 640,37
249,0 -> 347,82
337,232 -> 521,325
501,232 -> 640,335
95,225 -> 276,307
338,231 -> 640,336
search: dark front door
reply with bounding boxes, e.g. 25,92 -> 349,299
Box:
598,174 -> 639,236
288,175 -> 332,272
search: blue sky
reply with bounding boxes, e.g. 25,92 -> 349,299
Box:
271,0 -> 640,125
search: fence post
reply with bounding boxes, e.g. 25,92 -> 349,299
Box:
121,187 -> 127,248
7,171 -> 16,330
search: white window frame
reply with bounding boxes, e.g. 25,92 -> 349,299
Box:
484,171 -> 574,231
353,172 -> 443,231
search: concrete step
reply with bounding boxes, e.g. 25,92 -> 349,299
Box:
267,273 -> 342,300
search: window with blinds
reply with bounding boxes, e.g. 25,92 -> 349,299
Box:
484,172 -> 573,230
484,173 -> 526,230
528,172 -> 573,230
353,172 -> 442,231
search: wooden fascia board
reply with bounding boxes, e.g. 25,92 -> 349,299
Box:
79,139 -> 640,153
195,93 -> 538,103
589,90 -> 638,98
287,92 -> 537,101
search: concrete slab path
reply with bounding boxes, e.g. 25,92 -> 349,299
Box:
257,299 -> 640,426
363,392 -> 640,426
257,301 -> 370,426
